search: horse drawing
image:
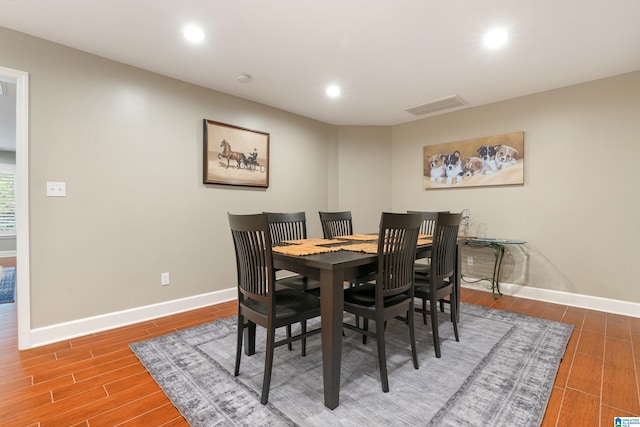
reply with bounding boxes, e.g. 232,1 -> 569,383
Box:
218,139 -> 244,169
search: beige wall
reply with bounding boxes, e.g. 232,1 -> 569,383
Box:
0,27 -> 345,327
335,126 -> 393,232
1,25 -> 639,332
391,71 -> 640,303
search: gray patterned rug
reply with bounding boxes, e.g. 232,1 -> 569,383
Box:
130,302 -> 572,426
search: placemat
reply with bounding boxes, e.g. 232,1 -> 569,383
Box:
282,238 -> 344,246
272,244 -> 341,256
336,234 -> 378,241
338,243 -> 378,254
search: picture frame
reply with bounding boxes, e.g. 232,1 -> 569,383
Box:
423,131 -> 524,189
203,119 -> 270,188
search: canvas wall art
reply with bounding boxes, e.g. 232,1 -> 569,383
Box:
203,119 -> 270,188
423,131 -> 524,189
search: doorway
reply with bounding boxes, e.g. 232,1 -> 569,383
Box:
0,66 -> 31,350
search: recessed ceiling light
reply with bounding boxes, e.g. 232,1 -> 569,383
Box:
184,25 -> 205,43
326,85 -> 341,98
484,28 -> 508,48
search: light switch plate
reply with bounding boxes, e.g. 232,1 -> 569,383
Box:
47,181 -> 66,197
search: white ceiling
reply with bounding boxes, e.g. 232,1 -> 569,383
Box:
1,0 -> 640,128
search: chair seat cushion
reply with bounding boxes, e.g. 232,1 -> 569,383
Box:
344,283 -> 410,307
414,276 -> 452,298
241,289 -> 320,319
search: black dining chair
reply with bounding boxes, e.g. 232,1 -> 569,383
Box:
265,212 -> 322,348
319,211 -> 353,239
319,210 -> 368,327
342,212 -> 422,392
228,213 -> 322,404
413,212 -> 462,358
264,211 -> 322,294
407,210 -> 447,276
409,210 -> 453,313
265,211 -> 308,245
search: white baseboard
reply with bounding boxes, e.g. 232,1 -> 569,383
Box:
29,287 -> 237,348
462,279 -> 640,318
0,250 -> 16,258
27,280 -> 640,349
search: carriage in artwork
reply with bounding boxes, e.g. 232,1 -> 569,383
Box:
218,139 -> 266,173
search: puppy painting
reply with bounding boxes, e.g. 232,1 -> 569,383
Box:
428,152 -> 445,183
442,151 -> 464,184
495,144 -> 518,170
463,157 -> 484,176
423,131 -> 524,189
477,145 -> 499,175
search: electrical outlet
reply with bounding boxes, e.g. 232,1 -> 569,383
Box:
161,272 -> 170,286
467,256 -> 474,266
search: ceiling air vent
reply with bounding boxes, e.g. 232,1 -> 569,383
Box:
404,95 -> 466,116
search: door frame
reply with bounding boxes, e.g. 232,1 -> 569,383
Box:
0,65 -> 31,349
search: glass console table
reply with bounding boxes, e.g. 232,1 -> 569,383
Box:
462,237 -> 526,298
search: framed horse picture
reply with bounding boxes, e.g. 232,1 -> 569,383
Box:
203,119 -> 270,188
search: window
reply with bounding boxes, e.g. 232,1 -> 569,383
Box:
0,166 -> 15,236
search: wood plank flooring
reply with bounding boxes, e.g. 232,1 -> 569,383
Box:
1,268 -> 638,425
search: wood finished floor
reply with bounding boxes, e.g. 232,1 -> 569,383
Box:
1,268 -> 639,425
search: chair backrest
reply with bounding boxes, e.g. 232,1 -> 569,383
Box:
407,210 -> 449,235
376,212 -> 422,298
430,212 -> 462,283
264,212 -> 307,246
319,211 -> 353,239
228,213 -> 274,304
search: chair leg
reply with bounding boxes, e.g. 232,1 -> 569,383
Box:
234,314 -> 244,376
350,282 -> 360,328
363,318 -> 369,344
375,318 -> 390,392
430,297 -> 441,358
301,321 -> 307,357
286,325 -> 293,351
244,322 -> 256,356
408,307 -> 419,369
439,299 -> 445,312
422,298 -> 428,324
451,295 -> 459,342
261,327 -> 276,405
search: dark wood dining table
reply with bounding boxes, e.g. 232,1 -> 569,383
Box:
271,239 -> 462,409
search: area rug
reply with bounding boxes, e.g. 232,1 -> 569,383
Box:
130,303 -> 573,427
0,266 -> 15,304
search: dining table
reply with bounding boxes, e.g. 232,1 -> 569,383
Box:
270,235 -> 463,410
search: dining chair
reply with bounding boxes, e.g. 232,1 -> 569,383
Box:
265,211 -> 307,245
265,211 -> 322,348
228,213 -> 322,404
318,211 -> 353,239
319,210 -> 367,328
342,212 -> 422,392
413,212 -> 462,358
264,211 -> 322,294
407,210 -> 446,276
